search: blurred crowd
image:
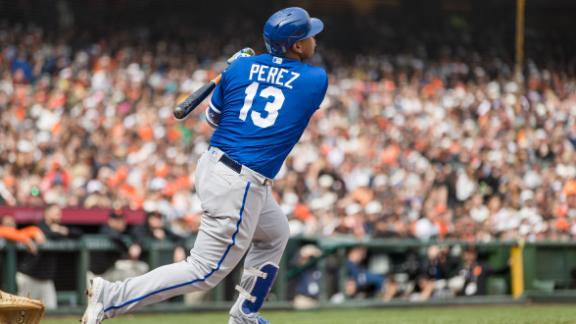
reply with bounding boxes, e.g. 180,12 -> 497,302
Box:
1,24 -> 576,245
285,51 -> 576,242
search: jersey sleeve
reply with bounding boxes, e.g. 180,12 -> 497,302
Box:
207,69 -> 228,127
210,60 -> 239,111
210,80 -> 225,111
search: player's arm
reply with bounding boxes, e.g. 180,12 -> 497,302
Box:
205,72 -> 226,128
205,48 -> 254,128
205,100 -> 222,128
204,66 -> 226,128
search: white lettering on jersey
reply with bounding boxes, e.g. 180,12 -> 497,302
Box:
257,65 -> 269,82
266,67 -> 279,83
248,64 -> 300,89
249,64 -> 260,80
275,69 -> 287,87
284,72 -> 300,89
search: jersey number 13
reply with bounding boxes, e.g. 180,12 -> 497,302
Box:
239,82 -> 285,128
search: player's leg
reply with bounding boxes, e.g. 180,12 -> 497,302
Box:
229,189 -> 290,324
85,152 -> 266,321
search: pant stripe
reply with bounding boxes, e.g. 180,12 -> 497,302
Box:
103,181 -> 252,313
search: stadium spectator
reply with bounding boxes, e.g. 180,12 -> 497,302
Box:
131,210 -> 187,262
0,215 -> 45,254
416,245 -> 452,301
292,245 -> 322,310
16,204 -> 82,309
448,246 -> 510,296
88,209 -> 149,282
344,247 -> 387,300
382,250 -> 421,301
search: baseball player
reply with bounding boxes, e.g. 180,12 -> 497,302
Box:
82,7 -> 328,324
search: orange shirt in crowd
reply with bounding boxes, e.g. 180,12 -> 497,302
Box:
0,225 -> 43,244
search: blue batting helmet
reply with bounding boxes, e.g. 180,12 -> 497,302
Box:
263,7 -> 324,56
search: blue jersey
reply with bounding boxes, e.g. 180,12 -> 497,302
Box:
207,54 -> 328,179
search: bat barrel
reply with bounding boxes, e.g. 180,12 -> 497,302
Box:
173,81 -> 217,119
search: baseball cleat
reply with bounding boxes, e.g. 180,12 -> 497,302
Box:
81,277 -> 105,324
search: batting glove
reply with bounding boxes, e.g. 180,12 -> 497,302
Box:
227,47 -> 255,65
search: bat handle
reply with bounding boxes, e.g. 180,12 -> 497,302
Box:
212,74 -> 222,85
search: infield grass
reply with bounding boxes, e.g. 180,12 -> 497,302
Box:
44,305 -> 576,324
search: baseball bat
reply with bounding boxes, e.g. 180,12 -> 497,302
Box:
173,74 -> 222,120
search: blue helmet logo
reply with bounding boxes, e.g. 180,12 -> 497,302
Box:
263,7 -> 324,56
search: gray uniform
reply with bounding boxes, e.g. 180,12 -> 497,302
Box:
96,147 -> 289,323
82,7 -> 327,324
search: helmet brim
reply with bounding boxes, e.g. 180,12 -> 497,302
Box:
304,17 -> 324,39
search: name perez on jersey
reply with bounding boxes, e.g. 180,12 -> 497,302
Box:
248,63 -> 300,89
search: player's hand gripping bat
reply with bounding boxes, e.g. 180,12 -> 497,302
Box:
173,48 -> 255,120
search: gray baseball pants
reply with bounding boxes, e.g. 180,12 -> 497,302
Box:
97,147 -> 289,323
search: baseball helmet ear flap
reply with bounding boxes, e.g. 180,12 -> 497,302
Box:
263,7 -> 324,56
